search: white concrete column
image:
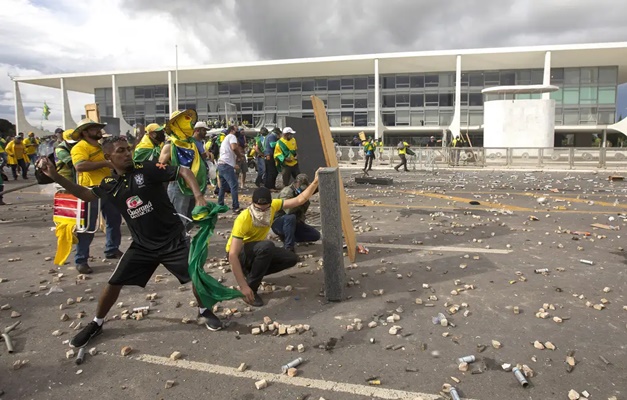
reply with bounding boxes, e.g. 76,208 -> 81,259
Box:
13,80 -> 45,135
542,51 -> 552,99
13,80 -> 21,134
374,59 -> 380,140
61,78 -> 77,128
111,74 -> 118,118
447,55 -> 462,143
111,74 -> 134,136
168,71 -> 175,114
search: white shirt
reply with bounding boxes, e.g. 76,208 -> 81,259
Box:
218,133 -> 238,167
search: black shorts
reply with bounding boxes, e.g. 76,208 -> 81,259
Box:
108,233 -> 191,287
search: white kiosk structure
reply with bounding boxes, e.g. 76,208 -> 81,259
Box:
482,85 -> 559,152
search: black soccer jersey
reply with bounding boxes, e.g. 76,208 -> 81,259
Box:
92,162 -> 185,250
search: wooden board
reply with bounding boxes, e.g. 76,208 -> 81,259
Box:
311,95 -> 357,262
84,103 -> 100,123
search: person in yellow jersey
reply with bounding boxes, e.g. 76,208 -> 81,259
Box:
133,123 -> 166,162
226,173 -> 319,307
70,119 -> 122,274
54,129 -> 79,183
6,136 -> 29,180
362,136 -> 376,172
394,140 -> 411,172
23,132 -> 40,167
274,127 -> 299,187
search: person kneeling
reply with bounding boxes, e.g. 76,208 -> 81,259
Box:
38,137 -> 224,349
227,174 -> 319,307
271,174 -> 320,252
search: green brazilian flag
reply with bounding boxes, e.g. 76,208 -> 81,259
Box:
189,202 -> 243,308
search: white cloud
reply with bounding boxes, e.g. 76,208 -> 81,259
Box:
0,0 -> 255,132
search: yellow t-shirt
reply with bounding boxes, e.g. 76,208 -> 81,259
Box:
23,137 -> 39,155
226,199 -> 284,253
398,141 -> 409,155
70,140 -> 110,187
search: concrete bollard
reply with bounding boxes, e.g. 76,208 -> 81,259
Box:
318,167 -> 347,302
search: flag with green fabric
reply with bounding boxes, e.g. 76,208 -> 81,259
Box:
274,139 -> 297,172
169,137 -> 208,196
189,202 -> 243,308
43,102 -> 51,120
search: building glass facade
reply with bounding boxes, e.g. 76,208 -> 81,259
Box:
94,66 -> 618,128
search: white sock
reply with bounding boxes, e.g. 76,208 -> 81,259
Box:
93,317 -> 104,326
199,307 -> 207,314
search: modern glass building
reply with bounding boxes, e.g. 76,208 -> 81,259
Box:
13,42 -> 627,146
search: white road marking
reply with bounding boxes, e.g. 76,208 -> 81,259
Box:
133,354 -> 476,400
362,242 -> 511,255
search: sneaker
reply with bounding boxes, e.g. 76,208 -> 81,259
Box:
394,167 -> 399,172
285,246 -> 296,253
232,208 -> 242,215
105,249 -> 124,259
70,321 -> 102,348
252,292 -> 264,307
198,309 -> 223,331
76,263 -> 93,274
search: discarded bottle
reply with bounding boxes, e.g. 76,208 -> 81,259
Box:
457,355 -> 476,364
512,367 -> 529,387
75,347 -> 86,365
449,386 -> 461,400
534,268 -> 549,274
281,357 -> 304,373
579,259 -> 594,265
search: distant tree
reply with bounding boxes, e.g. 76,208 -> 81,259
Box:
0,119 -> 16,138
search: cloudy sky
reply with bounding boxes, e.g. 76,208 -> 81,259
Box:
1,0 -> 627,131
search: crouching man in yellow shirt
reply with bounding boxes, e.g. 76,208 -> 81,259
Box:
226,171 -> 319,307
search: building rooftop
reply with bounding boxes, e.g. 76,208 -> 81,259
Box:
13,42 -> 627,94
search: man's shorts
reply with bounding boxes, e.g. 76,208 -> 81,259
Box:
238,157 -> 248,174
108,233 -> 191,287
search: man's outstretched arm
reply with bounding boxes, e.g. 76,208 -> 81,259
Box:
38,157 -> 97,202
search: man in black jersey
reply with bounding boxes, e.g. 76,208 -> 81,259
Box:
38,137 -> 224,348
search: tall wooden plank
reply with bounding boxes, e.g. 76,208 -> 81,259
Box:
311,95 -> 357,262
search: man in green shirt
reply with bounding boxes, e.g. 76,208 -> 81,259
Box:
54,129 -> 78,182
253,127 -> 268,187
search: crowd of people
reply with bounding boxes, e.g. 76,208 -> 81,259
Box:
27,109 -> 322,348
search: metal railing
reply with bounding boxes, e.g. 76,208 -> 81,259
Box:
334,146 -> 627,170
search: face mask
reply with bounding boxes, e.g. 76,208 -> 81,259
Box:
248,205 -> 272,227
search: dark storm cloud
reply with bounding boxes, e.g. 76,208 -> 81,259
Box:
121,0 -> 627,61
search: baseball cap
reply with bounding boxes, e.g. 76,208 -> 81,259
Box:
145,123 -> 165,133
62,129 -> 78,143
194,121 -> 208,130
282,127 -> 296,135
252,187 -> 272,205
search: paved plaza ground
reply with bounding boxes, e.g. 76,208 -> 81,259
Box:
1,167 -> 626,400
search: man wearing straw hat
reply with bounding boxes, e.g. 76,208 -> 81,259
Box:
70,118 -> 123,274
159,109 -> 207,222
